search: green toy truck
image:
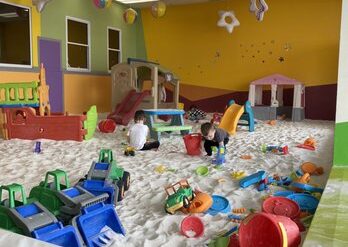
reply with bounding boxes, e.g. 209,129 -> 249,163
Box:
0,183 -> 81,246
82,149 -> 130,202
164,179 -> 194,214
29,169 -> 109,224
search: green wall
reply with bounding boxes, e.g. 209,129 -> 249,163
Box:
41,0 -> 146,73
334,122 -> 348,166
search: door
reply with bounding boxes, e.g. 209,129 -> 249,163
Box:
39,38 -> 63,112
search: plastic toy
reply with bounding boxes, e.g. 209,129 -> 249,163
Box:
98,119 -> 116,133
219,100 -> 255,135
34,141 -> 41,154
213,146 -> 225,166
248,74 -> 305,122
154,165 -> 176,174
273,190 -> 295,197
262,197 -> 300,219
266,120 -> 277,125
232,208 -> 247,214
124,146 -> 135,156
196,166 -> 209,176
231,171 -> 246,179
0,183 -> 81,247
107,90 -> 150,126
301,162 -> 324,175
0,65 -> 97,141
228,214 -> 245,223
287,194 -> 319,214
240,154 -> 252,160
297,137 -> 317,151
144,109 -> 192,141
164,179 -> 194,214
80,149 -> 130,202
258,174 -> 292,191
183,133 -> 202,156
239,213 -> 301,247
181,192 -> 213,214
206,195 -> 231,216
239,170 -> 266,188
261,144 -> 289,155
109,58 -> 180,126
181,216 -> 204,238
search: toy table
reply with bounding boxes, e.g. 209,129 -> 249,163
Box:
143,109 -> 192,141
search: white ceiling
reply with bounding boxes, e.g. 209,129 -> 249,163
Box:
115,0 -> 222,8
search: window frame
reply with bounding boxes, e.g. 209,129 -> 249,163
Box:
0,1 -> 33,68
65,16 -> 91,72
107,26 -> 122,72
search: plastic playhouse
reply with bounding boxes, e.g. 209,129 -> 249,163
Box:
108,58 -> 180,125
79,149 -> 131,203
0,65 -> 97,141
248,74 -> 305,121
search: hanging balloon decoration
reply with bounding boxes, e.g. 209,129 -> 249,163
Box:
217,11 -> 240,34
249,0 -> 269,21
151,1 -> 166,18
93,0 -> 112,9
123,8 -> 138,24
32,0 -> 52,13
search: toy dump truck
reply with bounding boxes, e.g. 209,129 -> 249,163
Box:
80,149 -> 130,203
164,179 -> 194,214
28,169 -> 125,247
0,183 -> 81,247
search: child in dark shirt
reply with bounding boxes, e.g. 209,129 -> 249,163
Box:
201,122 -> 229,156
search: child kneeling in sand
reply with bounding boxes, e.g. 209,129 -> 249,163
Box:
128,110 -> 160,151
201,122 -> 229,156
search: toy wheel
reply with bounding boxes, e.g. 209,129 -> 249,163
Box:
183,196 -> 190,208
130,151 -> 135,156
165,207 -> 174,215
124,151 -> 129,156
117,180 -> 125,202
123,171 -> 131,191
113,185 -> 119,205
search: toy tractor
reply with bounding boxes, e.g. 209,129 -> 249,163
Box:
80,149 -> 130,203
0,183 -> 81,247
28,169 -> 126,247
164,179 -> 194,215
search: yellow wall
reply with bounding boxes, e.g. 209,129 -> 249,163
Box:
4,0 -> 41,67
142,0 -> 342,91
64,74 -> 111,114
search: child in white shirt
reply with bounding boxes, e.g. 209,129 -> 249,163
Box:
128,110 -> 160,150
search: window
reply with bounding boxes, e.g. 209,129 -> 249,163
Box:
66,17 -> 90,71
0,2 -> 32,68
107,27 -> 121,71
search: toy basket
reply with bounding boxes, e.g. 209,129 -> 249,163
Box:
183,133 -> 202,155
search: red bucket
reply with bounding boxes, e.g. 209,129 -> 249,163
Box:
239,213 -> 301,247
183,133 -> 202,155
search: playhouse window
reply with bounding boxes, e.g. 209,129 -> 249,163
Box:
107,27 -> 121,71
66,17 -> 90,71
0,2 -> 32,68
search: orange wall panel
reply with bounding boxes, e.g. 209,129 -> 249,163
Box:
64,74 -> 111,114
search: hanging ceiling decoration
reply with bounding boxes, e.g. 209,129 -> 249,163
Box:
249,0 -> 269,21
217,10 -> 240,34
32,0 -> 52,13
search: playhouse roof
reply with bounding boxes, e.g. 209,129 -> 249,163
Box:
250,74 -> 303,86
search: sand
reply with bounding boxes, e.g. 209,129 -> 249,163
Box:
0,118 -> 334,247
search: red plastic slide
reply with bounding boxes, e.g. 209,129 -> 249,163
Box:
107,89 -> 150,126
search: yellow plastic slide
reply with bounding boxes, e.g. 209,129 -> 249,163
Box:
219,103 -> 245,135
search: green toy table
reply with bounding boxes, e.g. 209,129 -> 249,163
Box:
143,109 -> 192,141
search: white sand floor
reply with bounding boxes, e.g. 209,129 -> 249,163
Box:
0,119 -> 334,247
